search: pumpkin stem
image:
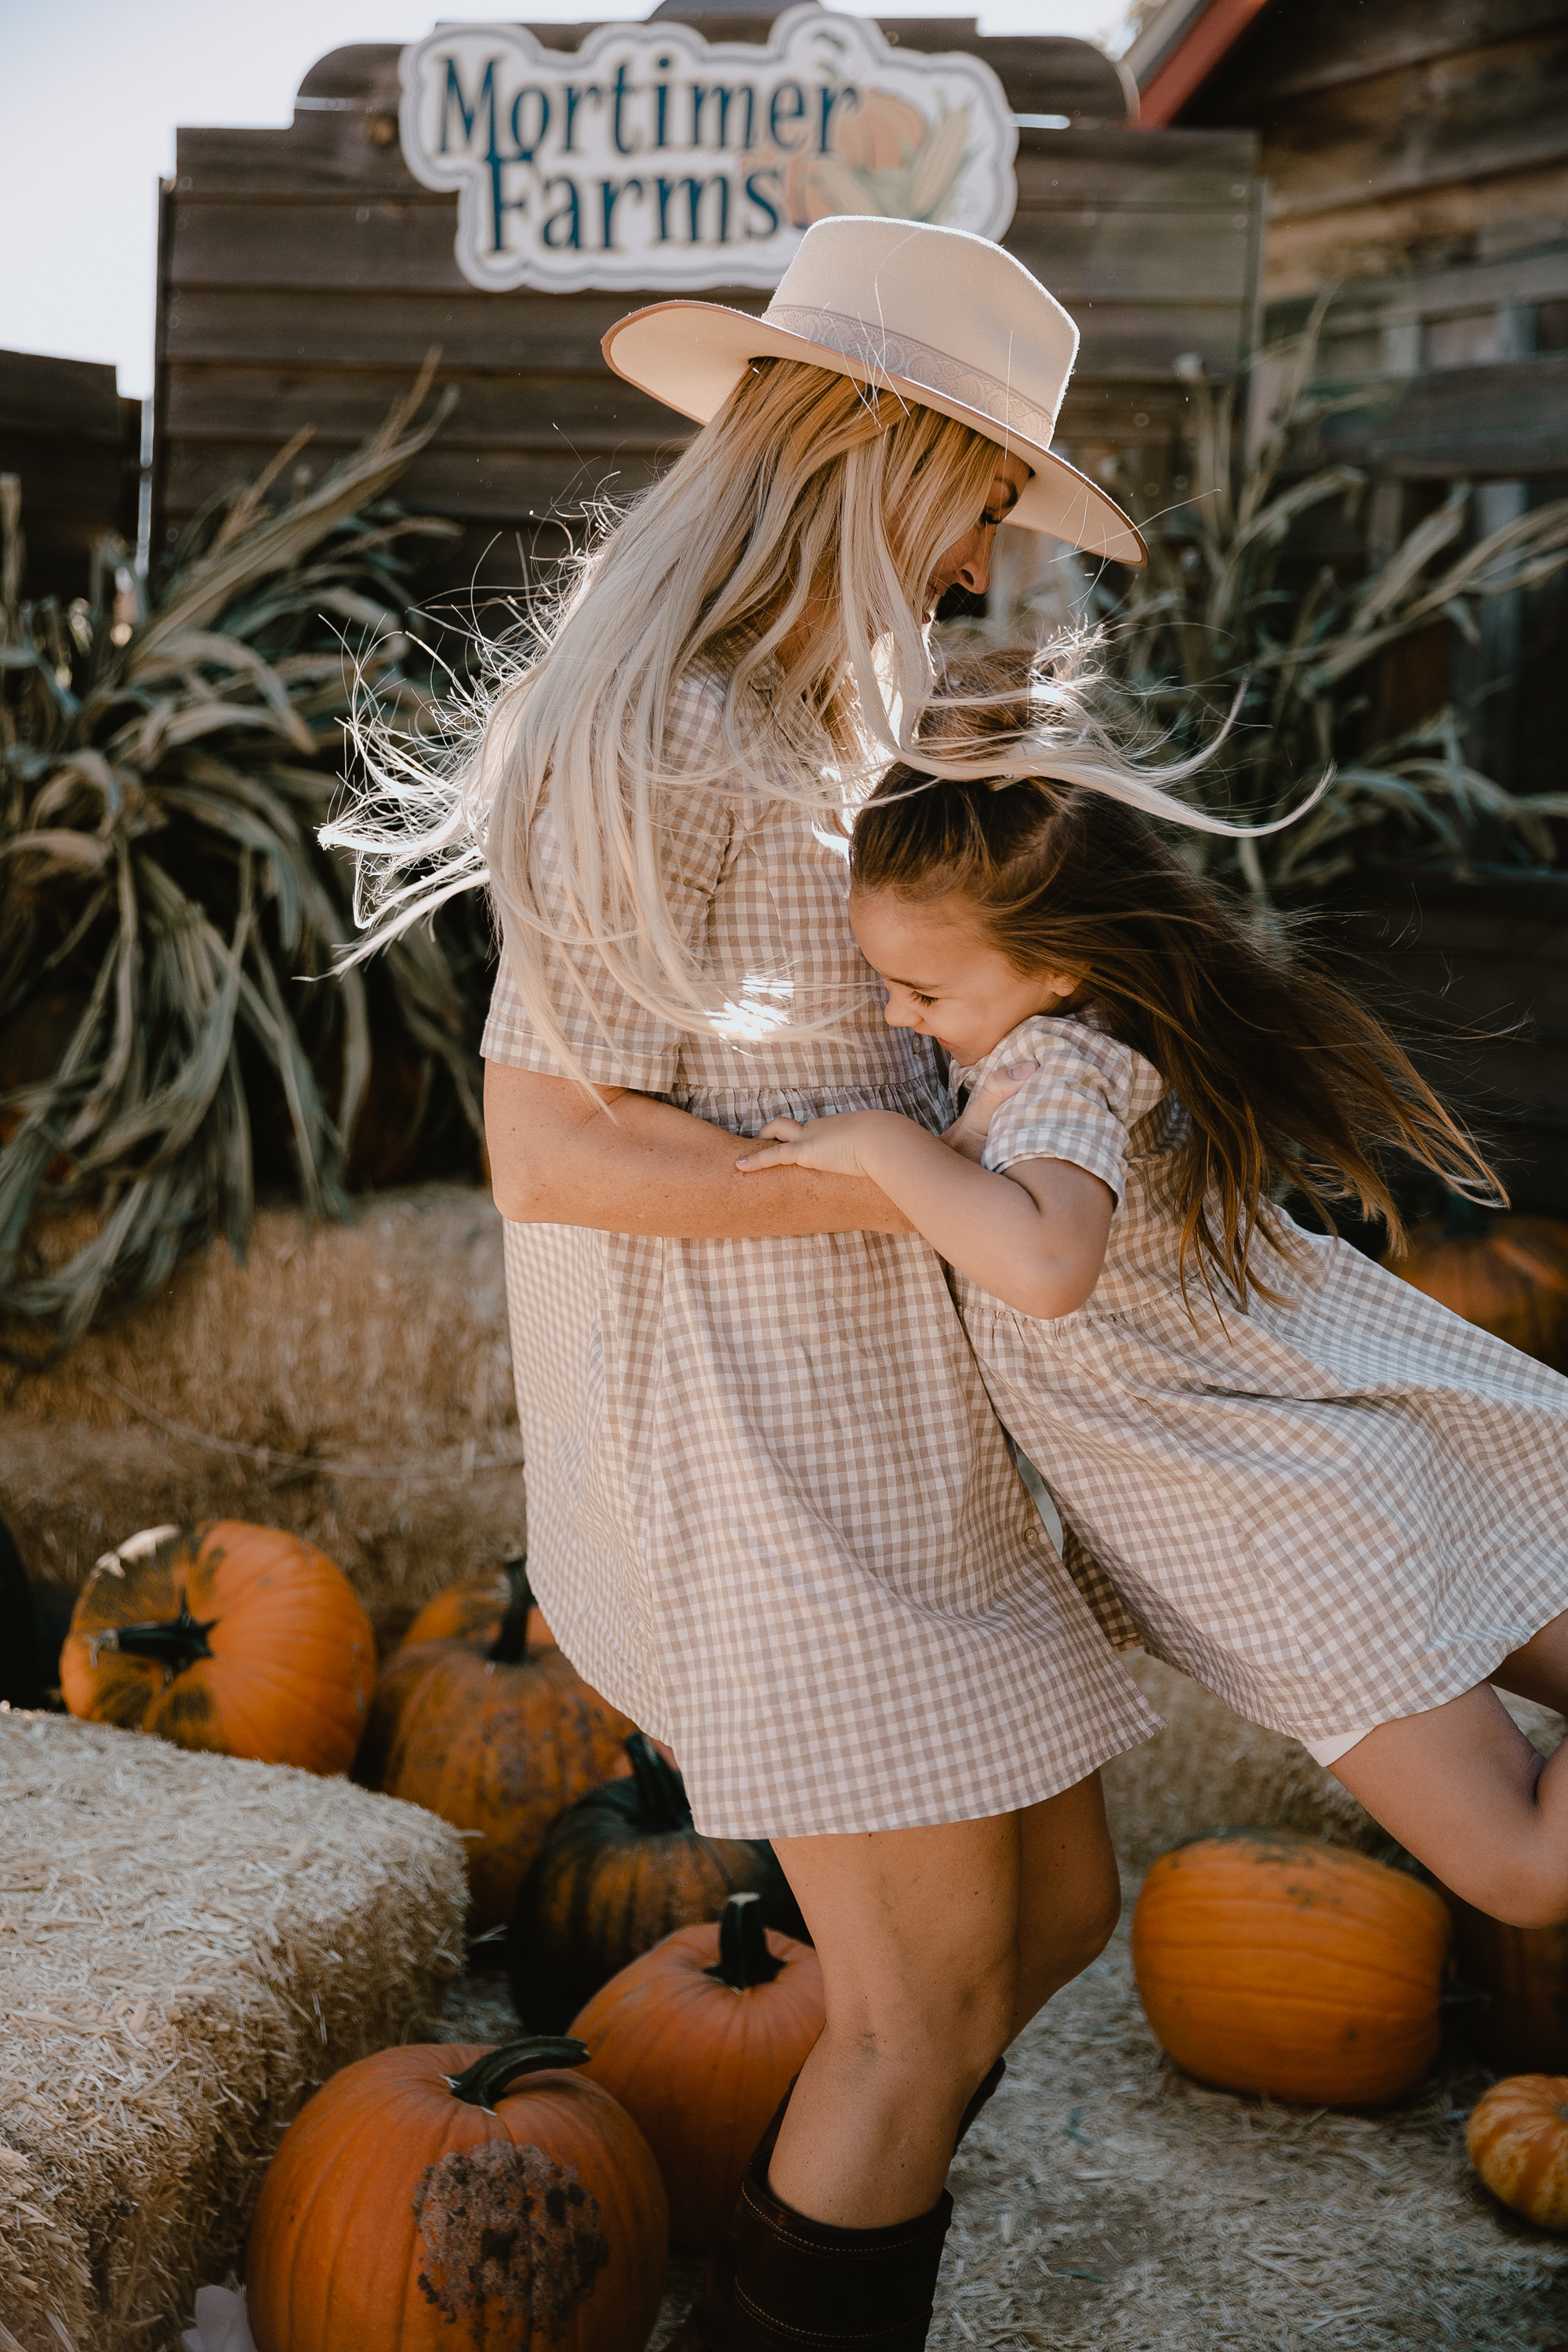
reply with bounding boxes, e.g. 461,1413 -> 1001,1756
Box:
445,2035 -> 590,2111
487,1556 -> 535,1667
625,1730 -> 694,1834
706,1892 -> 785,1991
101,1597 -> 216,1676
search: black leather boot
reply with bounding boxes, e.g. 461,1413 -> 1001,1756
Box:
730,2146 -> 953,2350
666,2058 -> 1002,2351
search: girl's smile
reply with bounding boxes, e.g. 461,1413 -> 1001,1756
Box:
848,885 -> 1078,1064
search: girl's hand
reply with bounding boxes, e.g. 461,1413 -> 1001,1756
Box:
944,1063 -> 1036,1163
737,1110 -> 893,1180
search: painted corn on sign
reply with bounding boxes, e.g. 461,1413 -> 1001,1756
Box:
398,5 -> 1018,293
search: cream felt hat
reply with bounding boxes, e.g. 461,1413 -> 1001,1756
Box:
602,216 -> 1146,566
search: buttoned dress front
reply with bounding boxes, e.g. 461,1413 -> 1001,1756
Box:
953,1011 -> 1568,1756
482,674 -> 1159,1838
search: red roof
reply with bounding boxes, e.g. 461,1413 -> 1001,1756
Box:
1123,0 -> 1274,128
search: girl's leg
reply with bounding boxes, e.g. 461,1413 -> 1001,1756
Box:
768,1773 -> 1119,2226
1332,1668 -> 1568,1929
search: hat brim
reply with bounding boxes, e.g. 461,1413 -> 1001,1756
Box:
603,299 -> 1148,568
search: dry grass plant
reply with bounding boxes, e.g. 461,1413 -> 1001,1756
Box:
949,312 -> 1568,906
0,361 -> 488,1359
0,1708 -> 467,2352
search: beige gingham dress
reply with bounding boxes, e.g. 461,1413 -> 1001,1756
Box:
952,1011 -> 1568,1758
481,674 -> 1160,1838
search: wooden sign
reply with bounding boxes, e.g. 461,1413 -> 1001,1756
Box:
152,19 -> 1261,587
400,8 -> 1017,292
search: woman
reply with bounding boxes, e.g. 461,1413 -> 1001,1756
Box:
339,218 -> 1171,2350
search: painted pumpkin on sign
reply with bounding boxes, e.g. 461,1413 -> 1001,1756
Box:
572,1892 -> 825,2249
355,1580 -> 632,1929
509,1733 -> 809,2033
246,2036 -> 667,2351
60,1521 -> 374,1777
1131,1828 -> 1450,2107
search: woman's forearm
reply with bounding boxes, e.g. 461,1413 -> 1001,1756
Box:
484,1062 -> 913,1237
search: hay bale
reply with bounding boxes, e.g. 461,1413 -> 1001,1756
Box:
1105,1654 -> 1567,1875
1105,1655 -> 1399,1872
0,1708 -> 466,2352
0,1184 -> 523,1631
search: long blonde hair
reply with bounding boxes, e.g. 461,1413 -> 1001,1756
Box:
328,355 -> 1316,1082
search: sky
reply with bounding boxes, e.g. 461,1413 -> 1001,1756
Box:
0,0 -> 1137,401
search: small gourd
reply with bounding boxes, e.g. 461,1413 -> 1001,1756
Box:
1467,2074 -> 1568,2230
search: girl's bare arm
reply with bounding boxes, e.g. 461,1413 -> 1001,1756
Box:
737,1108 -> 1112,1314
485,1062 -> 914,1237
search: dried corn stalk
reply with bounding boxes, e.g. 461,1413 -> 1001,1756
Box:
1,367 -> 489,1356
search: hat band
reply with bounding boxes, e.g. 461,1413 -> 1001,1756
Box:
760,304 -> 1061,455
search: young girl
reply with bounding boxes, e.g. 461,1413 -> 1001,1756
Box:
739,663 -> 1568,1931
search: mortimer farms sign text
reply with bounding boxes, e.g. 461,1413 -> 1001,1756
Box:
399,6 -> 1018,293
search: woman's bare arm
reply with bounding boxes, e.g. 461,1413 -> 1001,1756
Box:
485,1062 -> 914,1237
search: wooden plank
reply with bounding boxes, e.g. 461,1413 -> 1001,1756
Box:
165,187 -> 1254,310
159,351 -> 1213,469
1213,17 -> 1568,223
1268,244 -> 1568,337
0,437 -> 124,513
164,363 -> 679,447
161,438 -> 670,524
1200,0 -> 1566,109
1015,127 -> 1256,209
0,348 -> 122,443
163,285 -> 768,371
1316,354 -> 1568,476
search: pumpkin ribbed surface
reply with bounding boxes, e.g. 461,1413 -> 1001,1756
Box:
404,1558 -> 557,1655
246,2038 -> 667,2350
1131,1829 -> 1450,2107
572,1897 -> 825,2249
356,1638 -> 632,1930
1390,1210 -> 1568,1373
509,1735 -> 805,2033
1467,2074 -> 1568,2229
60,1520 -> 373,1777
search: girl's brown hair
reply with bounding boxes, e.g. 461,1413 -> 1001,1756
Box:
851,662 -> 1500,1305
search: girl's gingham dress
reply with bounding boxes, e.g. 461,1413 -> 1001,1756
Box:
951,1012 -> 1568,1762
481,675 -> 1158,1839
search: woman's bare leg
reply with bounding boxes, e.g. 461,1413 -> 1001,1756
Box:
767,1773 -> 1119,2227
1332,1627 -> 1568,1928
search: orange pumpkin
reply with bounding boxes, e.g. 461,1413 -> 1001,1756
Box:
509,1733 -> 809,2033
60,1521 -> 374,1777
1450,1897 -> 1568,2074
572,1892 -> 823,2249
246,2035 -> 667,2350
1388,1201 -> 1568,1373
355,1594 -> 633,1929
1131,1828 -> 1450,2107
403,1555 -> 557,1655
1467,2074 -> 1568,2229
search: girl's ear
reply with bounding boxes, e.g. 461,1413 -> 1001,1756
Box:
1040,968 -> 1083,1006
